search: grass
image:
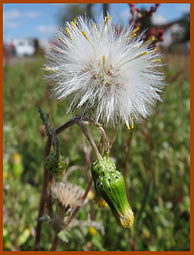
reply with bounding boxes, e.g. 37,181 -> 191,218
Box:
3,52 -> 190,251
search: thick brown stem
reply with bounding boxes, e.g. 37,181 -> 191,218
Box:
55,115 -> 82,135
35,138 -> 51,250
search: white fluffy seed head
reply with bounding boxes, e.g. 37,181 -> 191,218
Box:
45,14 -> 165,127
51,182 -> 84,208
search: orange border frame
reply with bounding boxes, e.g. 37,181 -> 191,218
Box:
1,0 -> 192,254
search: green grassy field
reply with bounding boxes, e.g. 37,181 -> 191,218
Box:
3,52 -> 190,251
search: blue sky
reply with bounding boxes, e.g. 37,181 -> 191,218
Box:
3,3 -> 190,41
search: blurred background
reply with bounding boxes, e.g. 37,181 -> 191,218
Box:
3,3 -> 190,251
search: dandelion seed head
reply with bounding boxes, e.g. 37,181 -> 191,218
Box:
51,182 -> 84,208
45,14 -> 165,126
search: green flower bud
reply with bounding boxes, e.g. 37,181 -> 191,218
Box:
91,156 -> 134,228
91,156 -> 116,182
45,151 -> 59,173
45,152 -> 66,177
91,157 -> 114,208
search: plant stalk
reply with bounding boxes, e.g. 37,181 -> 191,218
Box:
35,138 -> 51,250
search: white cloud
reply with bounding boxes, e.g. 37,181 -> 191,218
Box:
4,9 -> 20,20
152,14 -> 167,25
37,25 -> 57,33
3,8 -> 40,21
3,9 -> 40,30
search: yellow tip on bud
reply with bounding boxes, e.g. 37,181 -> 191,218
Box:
149,48 -> 157,54
132,26 -> 140,34
94,23 -> 98,33
153,58 -> 162,63
70,21 -> 77,29
136,51 -> 148,59
126,121 -> 131,130
102,55 -> 106,72
102,55 -> 105,65
126,116 -> 134,130
81,30 -> 88,40
128,32 -> 137,40
104,15 -> 109,25
65,27 -> 72,40
44,66 -> 49,71
131,33 -> 136,38
144,36 -> 155,45
119,209 -> 134,228
74,17 -> 77,23
96,196 -> 108,208
131,114 -> 134,129
141,51 -> 148,56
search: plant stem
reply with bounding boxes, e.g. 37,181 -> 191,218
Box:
37,114 -> 101,250
55,116 -> 103,161
77,120 -> 102,162
35,138 -> 51,250
55,115 -> 82,135
83,117 -> 110,153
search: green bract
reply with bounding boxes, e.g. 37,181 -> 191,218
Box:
45,152 -> 66,177
91,156 -> 134,228
57,155 -> 66,176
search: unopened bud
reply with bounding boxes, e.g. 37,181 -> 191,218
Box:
91,156 -> 134,228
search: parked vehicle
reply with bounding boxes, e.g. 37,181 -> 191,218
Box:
13,38 -> 36,57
